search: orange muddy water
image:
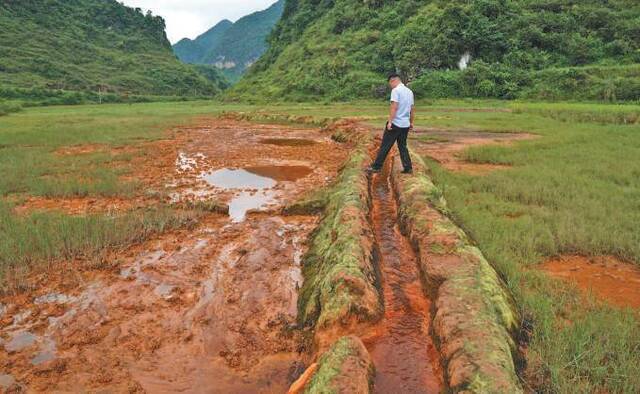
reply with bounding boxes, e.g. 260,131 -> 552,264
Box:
0,120 -> 350,392
540,255 -> 640,310
364,163 -> 443,393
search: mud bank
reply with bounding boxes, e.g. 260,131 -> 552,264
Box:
287,122 -> 381,393
390,153 -> 522,392
0,119 -> 350,392
291,336 -> 374,394
297,131 -> 381,339
291,122 -> 447,393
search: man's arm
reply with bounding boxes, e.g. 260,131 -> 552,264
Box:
410,105 -> 415,130
388,101 -> 398,130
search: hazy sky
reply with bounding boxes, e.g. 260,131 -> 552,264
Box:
120,0 -> 279,44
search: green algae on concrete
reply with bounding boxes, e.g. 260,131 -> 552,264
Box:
298,142 -> 382,331
303,336 -> 374,394
390,153 -> 523,393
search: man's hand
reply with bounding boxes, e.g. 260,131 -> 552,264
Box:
386,121 -> 392,131
409,123 -> 414,131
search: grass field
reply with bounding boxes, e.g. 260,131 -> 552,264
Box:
0,100 -> 638,392
415,105 -> 640,392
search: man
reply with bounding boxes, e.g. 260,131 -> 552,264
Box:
367,73 -> 414,174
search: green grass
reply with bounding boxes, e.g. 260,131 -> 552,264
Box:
0,101 -> 22,117
0,203 -> 200,293
0,101 -> 245,290
412,105 -> 640,393
513,102 -> 640,125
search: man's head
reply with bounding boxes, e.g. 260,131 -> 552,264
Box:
388,73 -> 402,89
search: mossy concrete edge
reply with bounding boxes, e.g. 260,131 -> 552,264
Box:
292,336 -> 374,394
390,153 -> 523,393
290,123 -> 380,393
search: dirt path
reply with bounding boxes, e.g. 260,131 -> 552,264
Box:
0,120 -> 349,392
364,162 -> 443,393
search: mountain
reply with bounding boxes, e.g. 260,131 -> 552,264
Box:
229,0 -> 640,101
0,0 -> 228,100
172,0 -> 285,81
173,20 -> 233,64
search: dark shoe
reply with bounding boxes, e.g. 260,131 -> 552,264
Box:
401,169 -> 413,174
365,166 -> 381,174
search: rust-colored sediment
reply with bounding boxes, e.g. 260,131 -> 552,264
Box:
0,119 -> 351,392
390,153 -> 522,393
412,129 -> 535,175
540,255 -> 640,310
12,119 -> 347,216
364,163 -> 443,393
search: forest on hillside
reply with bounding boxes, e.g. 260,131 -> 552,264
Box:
231,0 -> 640,101
0,0 -> 228,104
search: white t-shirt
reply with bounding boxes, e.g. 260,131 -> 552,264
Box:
390,83 -> 414,128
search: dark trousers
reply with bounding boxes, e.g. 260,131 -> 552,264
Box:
372,124 -> 412,171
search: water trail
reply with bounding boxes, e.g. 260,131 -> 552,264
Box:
365,162 -> 443,393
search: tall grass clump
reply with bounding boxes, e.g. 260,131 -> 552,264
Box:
0,202 -> 199,292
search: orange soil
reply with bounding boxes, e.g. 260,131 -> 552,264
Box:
54,144 -> 106,156
13,196 -> 138,216
540,255 -> 640,310
412,129 -> 535,175
0,120 -> 350,392
12,119 -> 347,217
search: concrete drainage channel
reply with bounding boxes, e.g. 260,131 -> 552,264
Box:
290,122 -> 522,393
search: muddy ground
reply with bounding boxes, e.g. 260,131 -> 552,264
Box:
5,117 -> 635,393
411,129 -> 535,175
540,255 -> 640,310
0,120 -> 349,392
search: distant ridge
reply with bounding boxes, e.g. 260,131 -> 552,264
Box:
173,20 -> 233,64
172,0 -> 285,81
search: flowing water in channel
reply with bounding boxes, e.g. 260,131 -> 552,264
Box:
365,163 -> 443,393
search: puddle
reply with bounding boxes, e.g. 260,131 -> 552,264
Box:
202,166 -> 312,188
260,138 -> 318,147
154,283 -> 176,300
228,190 -> 278,222
540,255 -> 640,309
5,331 -> 38,352
201,166 -> 310,221
0,374 -> 15,389
12,310 -> 32,326
34,293 -> 76,305
176,152 -> 206,173
245,165 -> 313,182
31,338 -> 57,366
202,168 -> 277,189
364,164 -> 442,393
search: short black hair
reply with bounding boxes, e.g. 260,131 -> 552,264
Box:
387,73 -> 401,82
